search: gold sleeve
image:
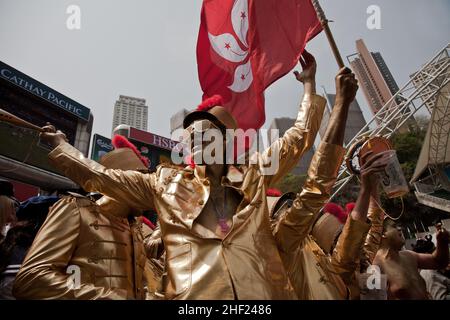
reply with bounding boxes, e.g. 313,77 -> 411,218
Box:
12,197 -> 127,300
331,216 -> 370,286
363,199 -> 384,265
144,225 -> 164,259
261,94 -> 326,187
48,142 -> 156,211
273,141 -> 346,253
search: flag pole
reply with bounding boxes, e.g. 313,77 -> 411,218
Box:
311,0 -> 345,68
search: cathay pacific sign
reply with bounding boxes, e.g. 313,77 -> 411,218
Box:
0,61 -> 90,121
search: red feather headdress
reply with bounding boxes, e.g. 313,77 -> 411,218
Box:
266,188 -> 282,197
197,95 -> 223,112
345,202 -> 356,214
323,202 -> 348,224
112,135 -> 149,168
141,216 -> 156,230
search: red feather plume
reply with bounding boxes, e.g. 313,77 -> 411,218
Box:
112,135 -> 149,168
141,216 -> 156,230
323,202 -> 348,224
266,188 -> 282,197
345,202 -> 356,214
184,154 -> 196,169
197,95 -> 223,111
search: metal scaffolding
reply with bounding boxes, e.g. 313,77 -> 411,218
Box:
332,43 -> 450,198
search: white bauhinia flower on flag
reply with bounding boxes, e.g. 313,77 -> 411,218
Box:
208,0 -> 252,92
197,0 -> 322,131
207,33 -> 248,63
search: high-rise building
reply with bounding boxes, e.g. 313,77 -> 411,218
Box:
318,91 -> 367,146
349,39 -> 401,118
170,108 -> 190,136
268,117 -> 314,175
112,95 -> 148,132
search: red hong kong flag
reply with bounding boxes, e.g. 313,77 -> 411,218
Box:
197,0 -> 322,131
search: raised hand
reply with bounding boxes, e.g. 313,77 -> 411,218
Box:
335,67 -> 358,106
360,151 -> 389,193
436,223 -> 449,246
39,122 -> 68,148
293,50 -> 317,84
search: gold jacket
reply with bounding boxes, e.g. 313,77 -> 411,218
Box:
363,201 -> 384,266
271,141 -> 369,299
46,94 -> 326,299
143,225 -> 166,300
13,195 -> 147,300
331,215 -> 370,299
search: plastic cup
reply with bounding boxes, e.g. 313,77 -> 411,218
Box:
377,150 -> 409,198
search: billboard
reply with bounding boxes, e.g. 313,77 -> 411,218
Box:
0,61 -> 90,121
90,133 -> 172,172
0,121 -> 60,174
90,134 -> 113,162
129,127 -> 178,151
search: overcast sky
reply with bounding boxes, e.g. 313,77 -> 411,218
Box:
0,0 -> 449,140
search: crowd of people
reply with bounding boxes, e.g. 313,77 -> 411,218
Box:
0,51 -> 448,300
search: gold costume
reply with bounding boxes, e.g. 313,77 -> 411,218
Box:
143,225 -> 165,300
271,139 -> 374,300
44,94 -> 326,299
330,216 -> 370,299
271,141 -> 366,299
363,202 -> 384,266
13,194 -> 147,300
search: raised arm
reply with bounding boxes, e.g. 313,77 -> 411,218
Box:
363,189 -> 385,265
411,225 -> 449,270
261,51 -> 326,187
273,67 -> 359,252
272,142 -> 345,252
39,127 -> 156,211
331,152 -> 389,284
13,197 -> 128,299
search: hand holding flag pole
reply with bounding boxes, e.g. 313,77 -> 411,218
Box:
311,0 -> 345,68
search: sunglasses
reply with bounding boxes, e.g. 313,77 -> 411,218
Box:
186,119 -> 222,134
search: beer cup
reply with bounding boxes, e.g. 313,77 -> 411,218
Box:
377,150 -> 409,198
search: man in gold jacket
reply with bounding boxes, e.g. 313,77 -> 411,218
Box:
13,140 -> 150,299
268,63 -> 386,300
270,153 -> 389,300
37,52 -> 359,300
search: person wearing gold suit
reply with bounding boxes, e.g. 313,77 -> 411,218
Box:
36,51 -> 362,299
13,137 -> 151,299
268,62 -> 389,300
270,153 -> 389,300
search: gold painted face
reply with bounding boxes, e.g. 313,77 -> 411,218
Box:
186,119 -> 221,134
187,119 -> 226,165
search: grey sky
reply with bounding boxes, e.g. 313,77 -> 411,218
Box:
0,0 -> 449,140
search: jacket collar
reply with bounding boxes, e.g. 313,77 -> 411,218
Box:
189,164 -> 245,186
